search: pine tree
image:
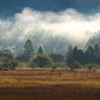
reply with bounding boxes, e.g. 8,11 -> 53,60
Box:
37,44 -> 44,55
94,42 -> 100,57
85,44 -> 94,63
67,45 -> 73,57
23,38 -> 35,62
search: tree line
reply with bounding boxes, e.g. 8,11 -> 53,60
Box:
0,38 -> 100,70
67,42 -> 100,65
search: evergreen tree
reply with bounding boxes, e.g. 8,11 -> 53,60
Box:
84,48 -> 90,63
94,42 -> 100,57
23,38 -> 35,62
66,45 -> 73,57
66,45 -> 78,67
67,45 -> 84,66
77,49 -> 84,64
37,44 -> 44,55
84,45 -> 94,63
93,42 -> 100,64
72,45 -> 78,61
72,45 -> 78,54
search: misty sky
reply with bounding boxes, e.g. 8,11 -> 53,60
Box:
0,0 -> 100,46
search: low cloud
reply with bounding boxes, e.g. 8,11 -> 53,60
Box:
0,7 -> 100,46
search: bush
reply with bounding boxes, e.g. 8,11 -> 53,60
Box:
0,62 -> 2,70
86,63 -> 95,71
29,55 -> 53,68
94,64 -> 100,69
18,62 -> 27,68
51,63 -> 57,69
0,57 -> 9,62
28,63 -> 37,68
0,50 -> 14,61
49,52 -> 65,62
69,61 -> 82,71
1,62 -> 11,70
9,59 -> 19,70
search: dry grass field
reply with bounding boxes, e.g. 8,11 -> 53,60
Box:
0,68 -> 100,100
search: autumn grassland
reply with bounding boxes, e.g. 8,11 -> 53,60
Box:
0,68 -> 100,100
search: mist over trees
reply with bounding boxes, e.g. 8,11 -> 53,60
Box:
1,26 -> 100,57
0,27 -> 70,56
37,44 -> 44,55
1,26 -> 100,70
15,38 -> 35,62
85,31 -> 100,47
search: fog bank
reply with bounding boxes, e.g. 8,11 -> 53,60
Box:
0,7 -> 100,48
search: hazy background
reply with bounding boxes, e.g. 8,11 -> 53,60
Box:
0,0 -> 100,55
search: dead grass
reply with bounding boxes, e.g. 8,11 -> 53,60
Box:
0,68 -> 100,100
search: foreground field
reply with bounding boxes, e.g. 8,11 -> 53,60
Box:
0,68 -> 100,100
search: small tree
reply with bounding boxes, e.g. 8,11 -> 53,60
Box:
85,45 -> 94,63
37,44 -> 44,55
23,38 -> 35,62
70,61 -> 82,71
0,49 -> 14,62
9,59 -> 19,70
51,63 -> 57,72
1,62 -> 11,70
29,55 -> 53,68
86,63 -> 95,71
